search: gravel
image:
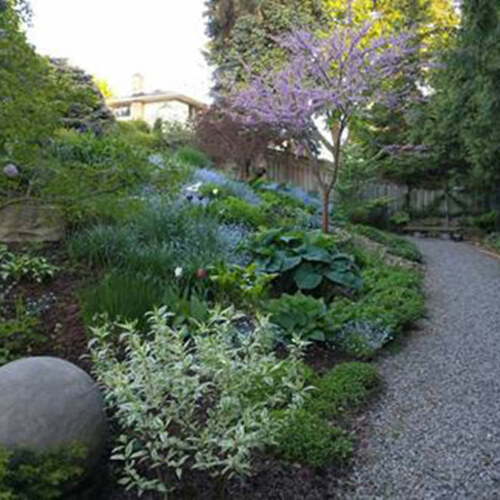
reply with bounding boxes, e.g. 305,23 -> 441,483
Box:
343,238 -> 500,500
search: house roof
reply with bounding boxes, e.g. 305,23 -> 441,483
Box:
107,91 -> 207,110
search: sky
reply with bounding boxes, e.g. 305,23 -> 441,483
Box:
27,0 -> 213,102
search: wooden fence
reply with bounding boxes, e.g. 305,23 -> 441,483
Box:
262,150 -> 494,216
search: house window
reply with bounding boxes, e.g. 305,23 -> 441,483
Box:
114,106 -> 131,118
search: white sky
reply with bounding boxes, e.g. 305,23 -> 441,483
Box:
27,0 -> 213,102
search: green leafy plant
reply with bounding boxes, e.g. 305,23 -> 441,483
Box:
210,196 -> 266,228
273,409 -> 351,468
305,363 -> 380,418
329,263 -> 425,356
0,294 -> 42,365
0,246 -> 58,283
265,293 -> 333,342
209,263 -> 275,309
485,232 -> 500,253
89,307 -> 311,496
248,228 -> 362,299
0,443 -> 86,500
352,225 -> 422,262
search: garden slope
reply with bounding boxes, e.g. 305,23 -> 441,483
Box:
344,239 -> 500,499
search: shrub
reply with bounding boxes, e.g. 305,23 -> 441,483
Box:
210,196 -> 266,228
467,210 -> 499,233
353,225 -> 422,263
273,410 -> 351,468
0,245 -> 58,284
485,232 -> 500,253
248,228 -> 362,299
89,307 -> 311,496
329,263 -> 425,356
175,146 -> 209,168
208,263 -> 274,309
305,362 -> 379,418
265,293 -> 333,342
0,444 -> 86,500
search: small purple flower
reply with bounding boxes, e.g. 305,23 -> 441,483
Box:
3,164 -> 19,178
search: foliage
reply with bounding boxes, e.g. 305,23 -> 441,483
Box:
484,233 -> 500,254
466,210 -> 499,233
209,263 -> 274,309
195,104 -> 277,179
0,443 -> 86,500
89,307 -> 310,495
352,225 -> 423,262
265,293 -> 332,342
204,0 -> 326,90
248,228 -> 362,299
273,409 -> 351,468
390,211 -> 411,229
0,297 -> 41,365
68,200 -> 228,281
0,1 -> 61,165
0,245 -> 58,283
428,0 -> 500,191
210,195 -> 266,228
305,362 -> 380,418
190,167 -> 261,205
175,146 -> 209,169
230,13 -> 415,231
329,263 -> 425,355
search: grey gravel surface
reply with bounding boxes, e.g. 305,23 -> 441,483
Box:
344,239 -> 500,500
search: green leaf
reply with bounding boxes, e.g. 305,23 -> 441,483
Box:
294,265 -> 323,290
308,330 -> 326,341
302,247 -> 331,263
281,255 -> 302,272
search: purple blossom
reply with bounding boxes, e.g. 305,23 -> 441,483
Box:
3,164 -> 19,178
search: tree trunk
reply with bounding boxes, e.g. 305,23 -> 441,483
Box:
322,188 -> 331,234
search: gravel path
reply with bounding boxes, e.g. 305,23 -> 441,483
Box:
345,239 -> 500,500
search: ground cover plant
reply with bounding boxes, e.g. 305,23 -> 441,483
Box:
352,225 -> 423,263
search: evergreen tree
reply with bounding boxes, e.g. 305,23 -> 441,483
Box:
204,0 -> 326,92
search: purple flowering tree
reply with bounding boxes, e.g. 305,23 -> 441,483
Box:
230,18 -> 415,232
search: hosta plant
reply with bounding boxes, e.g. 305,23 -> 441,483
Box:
0,245 -> 58,284
265,293 -> 333,342
247,228 -> 362,300
89,307 -> 311,497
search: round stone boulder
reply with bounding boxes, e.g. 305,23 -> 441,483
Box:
0,357 -> 107,474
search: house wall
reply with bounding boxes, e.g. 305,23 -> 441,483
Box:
143,100 -> 191,125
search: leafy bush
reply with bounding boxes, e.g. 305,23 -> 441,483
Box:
353,225 -> 422,263
329,263 -> 425,356
0,444 -> 86,500
210,196 -> 266,228
265,293 -> 333,342
175,146 -> 209,168
89,307 -> 310,496
248,228 -> 362,299
273,410 -> 351,468
305,362 -> 379,418
208,263 -> 274,309
485,232 -> 500,253
467,210 -> 499,233
0,246 -> 58,283
0,298 -> 41,365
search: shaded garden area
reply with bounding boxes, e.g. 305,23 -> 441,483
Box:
1,0 -> 500,498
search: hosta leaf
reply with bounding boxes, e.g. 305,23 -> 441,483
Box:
308,330 -> 326,341
294,265 -> 323,290
302,247 -> 331,263
281,255 -> 302,272
325,270 -> 362,290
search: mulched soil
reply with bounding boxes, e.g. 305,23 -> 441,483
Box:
6,244 -> 90,371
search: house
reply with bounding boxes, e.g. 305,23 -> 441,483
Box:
106,74 -> 207,126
